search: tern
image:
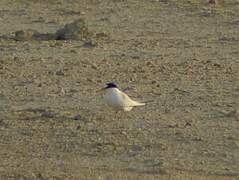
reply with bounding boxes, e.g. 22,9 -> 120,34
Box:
99,83 -> 145,111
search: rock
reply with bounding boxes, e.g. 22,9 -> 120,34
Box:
55,18 -> 93,40
14,29 -> 56,41
13,29 -> 56,41
83,40 -> 97,48
55,70 -> 65,76
151,80 -> 157,84
34,33 -> 56,40
41,111 -> 55,118
14,29 -> 39,41
90,63 -> 98,69
96,32 -> 108,38
73,115 -> 82,121
207,0 -> 218,4
13,18 -> 93,41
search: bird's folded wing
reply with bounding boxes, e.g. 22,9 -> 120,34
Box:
120,91 -> 145,107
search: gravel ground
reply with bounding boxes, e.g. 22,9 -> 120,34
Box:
0,0 -> 239,179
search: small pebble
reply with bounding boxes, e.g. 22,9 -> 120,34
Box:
208,0 -> 218,4
151,80 -> 157,84
41,111 -> 55,118
73,115 -> 82,120
56,70 -> 64,76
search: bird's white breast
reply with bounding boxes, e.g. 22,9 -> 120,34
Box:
104,88 -> 123,108
104,88 -> 132,111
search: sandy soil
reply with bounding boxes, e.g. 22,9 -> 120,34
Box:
0,0 -> 239,179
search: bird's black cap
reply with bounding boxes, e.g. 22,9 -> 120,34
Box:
105,82 -> 118,89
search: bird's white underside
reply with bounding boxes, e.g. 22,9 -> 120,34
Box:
104,88 -> 145,111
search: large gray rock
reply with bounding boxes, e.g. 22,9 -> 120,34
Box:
12,18 -> 93,41
55,18 -> 92,40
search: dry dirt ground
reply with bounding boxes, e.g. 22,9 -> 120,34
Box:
0,0 -> 239,179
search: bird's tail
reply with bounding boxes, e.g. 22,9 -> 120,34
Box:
133,99 -> 155,106
132,101 -> 146,107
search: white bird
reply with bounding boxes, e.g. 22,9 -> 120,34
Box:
99,83 -> 145,111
